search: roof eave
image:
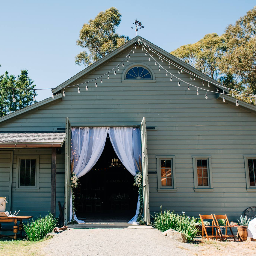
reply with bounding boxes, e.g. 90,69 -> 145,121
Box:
0,93 -> 62,124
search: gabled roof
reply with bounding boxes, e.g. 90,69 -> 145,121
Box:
0,93 -> 62,123
52,36 -> 228,94
0,36 -> 256,126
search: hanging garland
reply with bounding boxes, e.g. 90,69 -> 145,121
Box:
134,157 -> 144,223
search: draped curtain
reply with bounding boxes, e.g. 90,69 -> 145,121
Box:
71,127 -> 142,224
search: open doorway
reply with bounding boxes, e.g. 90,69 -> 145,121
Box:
73,137 -> 138,221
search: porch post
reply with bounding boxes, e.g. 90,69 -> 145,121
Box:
51,148 -> 57,217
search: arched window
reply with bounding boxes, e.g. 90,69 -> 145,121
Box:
125,66 -> 152,80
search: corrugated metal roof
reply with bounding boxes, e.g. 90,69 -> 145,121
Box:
0,133 -> 66,145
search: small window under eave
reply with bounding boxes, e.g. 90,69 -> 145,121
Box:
125,66 -> 152,80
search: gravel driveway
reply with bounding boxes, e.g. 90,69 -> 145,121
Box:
43,227 -> 192,256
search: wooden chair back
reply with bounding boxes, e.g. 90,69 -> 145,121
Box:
199,214 -> 222,240
214,214 -> 235,241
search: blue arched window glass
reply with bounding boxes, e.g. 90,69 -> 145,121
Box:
125,66 -> 152,80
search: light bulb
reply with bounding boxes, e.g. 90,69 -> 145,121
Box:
78,87 -> 81,93
86,86 -> 88,91
95,82 -> 97,87
178,82 -> 181,86
62,90 -> 65,97
223,97 -> 225,102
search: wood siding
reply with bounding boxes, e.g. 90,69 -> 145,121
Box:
0,149 -> 65,217
1,45 -> 256,220
0,151 -> 12,211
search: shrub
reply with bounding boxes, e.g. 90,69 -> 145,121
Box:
24,213 -> 57,241
153,209 -> 198,242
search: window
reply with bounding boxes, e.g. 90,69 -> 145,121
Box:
193,156 -> 212,190
244,156 -> 256,190
197,160 -> 209,186
125,66 -> 152,80
156,156 -> 176,192
248,159 -> 256,187
17,156 -> 39,189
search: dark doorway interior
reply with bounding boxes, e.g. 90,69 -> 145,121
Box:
73,137 -> 138,221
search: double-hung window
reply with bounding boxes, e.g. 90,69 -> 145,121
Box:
17,156 -> 39,189
193,156 -> 212,190
156,156 -> 176,192
244,156 -> 256,191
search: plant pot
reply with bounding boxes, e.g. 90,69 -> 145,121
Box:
237,225 -> 248,241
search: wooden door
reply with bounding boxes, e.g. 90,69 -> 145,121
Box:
141,117 -> 150,224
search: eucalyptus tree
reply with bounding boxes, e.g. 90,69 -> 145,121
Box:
171,6 -> 256,94
76,7 -> 129,66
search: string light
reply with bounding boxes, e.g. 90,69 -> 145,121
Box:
95,82 -> 97,87
78,86 -> 80,93
170,77 -> 172,81
236,100 -> 239,107
188,86 -> 190,90
205,93 -> 208,99
62,89 -> 65,97
223,97 -> 225,102
197,88 -> 199,95
85,86 -> 88,91
178,82 -> 181,86
114,71 -> 117,75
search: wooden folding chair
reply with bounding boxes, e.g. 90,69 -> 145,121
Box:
199,214 -> 222,240
214,214 -> 236,241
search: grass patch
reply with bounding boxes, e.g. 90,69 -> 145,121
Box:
0,238 -> 49,256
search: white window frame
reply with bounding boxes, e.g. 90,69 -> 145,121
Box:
16,155 -> 39,190
193,156 -> 213,192
156,155 -> 176,192
244,155 -> 256,192
122,63 -> 156,83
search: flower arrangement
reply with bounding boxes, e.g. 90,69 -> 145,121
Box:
134,157 -> 144,223
238,215 -> 250,226
134,172 -> 142,187
71,172 -> 79,189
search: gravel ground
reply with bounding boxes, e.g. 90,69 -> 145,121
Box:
43,227 -> 256,256
43,227 -> 192,256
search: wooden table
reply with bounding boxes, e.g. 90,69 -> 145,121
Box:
0,216 -> 32,240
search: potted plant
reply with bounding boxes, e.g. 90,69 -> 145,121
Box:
237,215 -> 250,241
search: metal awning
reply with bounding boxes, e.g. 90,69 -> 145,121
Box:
0,133 -> 66,148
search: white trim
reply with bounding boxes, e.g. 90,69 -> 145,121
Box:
192,155 -> 213,190
16,155 -> 39,191
121,63 -> 155,82
244,155 -> 256,191
156,155 -> 176,192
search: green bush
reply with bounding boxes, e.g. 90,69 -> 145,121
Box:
24,213 -> 57,241
153,208 -> 198,242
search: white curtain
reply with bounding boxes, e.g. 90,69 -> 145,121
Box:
72,127 -> 109,178
71,127 -> 141,224
109,127 -> 137,176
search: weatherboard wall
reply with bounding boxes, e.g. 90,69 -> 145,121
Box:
1,44 -> 256,219
0,149 -> 65,217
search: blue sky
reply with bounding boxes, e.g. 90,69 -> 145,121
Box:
0,0 -> 255,101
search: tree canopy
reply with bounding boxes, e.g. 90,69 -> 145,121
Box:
76,7 -> 129,66
0,70 -> 37,117
171,6 -> 256,96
